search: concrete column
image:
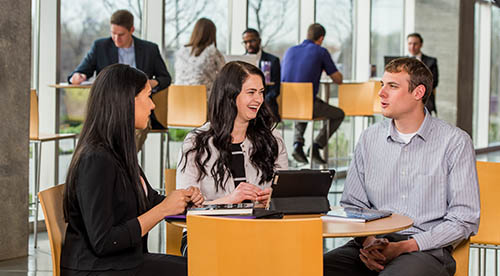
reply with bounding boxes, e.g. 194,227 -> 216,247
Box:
0,0 -> 31,260
414,0 -> 460,126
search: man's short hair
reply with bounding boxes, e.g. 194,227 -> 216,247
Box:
385,57 -> 433,104
407,33 -> 423,44
242,28 -> 260,38
307,23 -> 326,41
110,10 -> 134,30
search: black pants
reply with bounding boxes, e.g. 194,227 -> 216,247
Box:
294,98 -> 345,148
323,233 -> 456,276
61,253 -> 187,276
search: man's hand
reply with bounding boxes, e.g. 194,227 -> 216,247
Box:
359,237 -> 419,271
359,237 -> 389,271
70,73 -> 87,85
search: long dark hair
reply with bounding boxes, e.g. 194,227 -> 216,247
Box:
180,61 -> 279,191
63,64 -> 148,221
185,18 -> 217,57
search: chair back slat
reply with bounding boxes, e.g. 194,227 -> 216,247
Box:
279,82 -> 314,120
30,89 -> 39,139
338,82 -> 376,116
38,184 -> 66,276
151,88 -> 169,128
471,161 -> 500,245
167,85 -> 207,128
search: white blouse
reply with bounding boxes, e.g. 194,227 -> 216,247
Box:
174,44 -> 225,98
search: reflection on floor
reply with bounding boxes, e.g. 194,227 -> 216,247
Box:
2,151 -> 500,275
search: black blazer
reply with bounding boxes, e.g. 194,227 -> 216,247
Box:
68,36 -> 172,92
421,54 -> 438,89
61,146 -> 165,272
421,54 -> 438,113
261,51 -> 281,121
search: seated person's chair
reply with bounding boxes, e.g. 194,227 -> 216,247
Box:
30,89 -> 76,247
38,184 -> 67,276
165,168 -> 183,256
470,161 -> 500,275
452,239 -> 470,276
166,85 -> 207,168
279,82 -> 329,168
187,215 -> 323,276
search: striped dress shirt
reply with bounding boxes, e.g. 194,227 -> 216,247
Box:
341,110 -> 480,251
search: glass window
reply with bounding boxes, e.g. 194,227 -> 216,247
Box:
370,0 -> 404,78
164,0 -> 228,79
489,6 -> 500,144
247,0 -> 299,59
315,0 -> 354,80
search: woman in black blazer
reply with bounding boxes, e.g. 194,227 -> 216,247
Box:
61,64 -> 203,275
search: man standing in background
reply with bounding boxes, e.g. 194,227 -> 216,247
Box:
407,33 -> 438,115
242,28 -> 281,122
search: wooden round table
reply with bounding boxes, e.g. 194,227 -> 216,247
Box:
168,213 -> 413,238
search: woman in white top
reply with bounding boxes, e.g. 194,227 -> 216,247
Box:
176,61 -> 288,204
174,18 -> 225,97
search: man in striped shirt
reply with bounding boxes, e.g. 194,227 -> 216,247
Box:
323,57 -> 480,276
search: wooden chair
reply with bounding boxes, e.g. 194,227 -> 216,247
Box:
166,85 -> 207,168
165,168 -> 183,256
278,82 -> 330,168
38,184 -> 67,276
453,239 -> 471,276
30,89 -> 76,247
338,82 -> 378,117
370,80 -> 383,114
470,161 -> 500,275
150,88 -> 169,193
187,215 -> 323,276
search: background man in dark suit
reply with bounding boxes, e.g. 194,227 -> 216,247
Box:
407,33 -> 438,115
242,28 -> 281,121
68,10 -> 172,150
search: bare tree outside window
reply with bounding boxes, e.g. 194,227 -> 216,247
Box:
370,0 -> 404,78
164,0 -> 228,80
316,0 -> 353,80
488,6 -> 500,143
247,0 -> 299,59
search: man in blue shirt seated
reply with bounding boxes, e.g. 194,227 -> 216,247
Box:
281,23 -> 344,164
242,28 -> 281,122
323,57 -> 480,276
67,9 -> 172,150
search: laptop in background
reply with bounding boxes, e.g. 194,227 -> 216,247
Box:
224,54 -> 258,66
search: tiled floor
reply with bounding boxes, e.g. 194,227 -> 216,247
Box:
2,151 -> 499,275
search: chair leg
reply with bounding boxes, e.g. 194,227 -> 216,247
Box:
166,132 -> 171,169
310,121 -> 314,169
33,141 -> 42,248
324,119 -> 330,167
160,133 -> 165,195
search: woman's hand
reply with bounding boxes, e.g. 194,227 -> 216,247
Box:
256,187 -> 272,204
186,186 -> 204,207
159,189 -> 191,216
228,182 -> 264,204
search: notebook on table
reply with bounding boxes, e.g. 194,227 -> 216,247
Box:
269,169 -> 335,214
321,207 -> 392,223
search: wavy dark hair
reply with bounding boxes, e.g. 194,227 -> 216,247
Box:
180,61 -> 279,191
63,64 -> 149,221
